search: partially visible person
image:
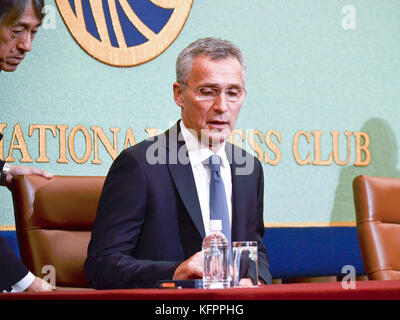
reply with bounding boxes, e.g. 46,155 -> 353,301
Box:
0,134 -> 52,185
0,135 -> 53,293
0,0 -> 44,72
0,0 -> 53,293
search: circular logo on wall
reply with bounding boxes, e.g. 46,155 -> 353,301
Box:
55,0 -> 193,67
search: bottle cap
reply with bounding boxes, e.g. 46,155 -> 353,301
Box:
209,219 -> 222,232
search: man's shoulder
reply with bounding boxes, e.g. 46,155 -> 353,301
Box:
226,141 -> 262,164
226,141 -> 263,177
123,138 -> 153,154
123,132 -> 167,155
117,131 -> 170,168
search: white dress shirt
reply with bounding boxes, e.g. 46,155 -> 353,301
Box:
180,121 -> 232,236
2,271 -> 34,293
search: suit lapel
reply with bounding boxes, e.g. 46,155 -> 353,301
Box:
226,143 -> 247,241
166,122 -> 206,239
164,125 -> 250,241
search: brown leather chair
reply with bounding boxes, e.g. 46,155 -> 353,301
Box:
10,175 -> 105,289
353,175 -> 400,280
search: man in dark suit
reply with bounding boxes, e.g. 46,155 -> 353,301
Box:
85,37 -> 272,289
0,0 -> 53,292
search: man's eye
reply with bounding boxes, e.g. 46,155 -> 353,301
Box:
11,28 -> 24,35
226,89 -> 241,98
198,88 -> 218,96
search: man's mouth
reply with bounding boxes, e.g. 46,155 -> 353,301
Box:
7,56 -> 24,65
207,120 -> 229,129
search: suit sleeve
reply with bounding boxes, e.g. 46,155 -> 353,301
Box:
0,133 -> 30,290
0,236 -> 29,291
84,149 -> 180,289
255,162 -> 273,284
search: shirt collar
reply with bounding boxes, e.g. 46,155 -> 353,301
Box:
180,120 -> 229,169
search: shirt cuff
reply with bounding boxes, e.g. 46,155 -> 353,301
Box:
10,271 -> 35,293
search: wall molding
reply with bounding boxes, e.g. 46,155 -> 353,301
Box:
265,222 -> 356,228
1,222 -> 357,231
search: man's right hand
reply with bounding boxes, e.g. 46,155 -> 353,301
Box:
173,251 -> 203,280
26,276 -> 53,292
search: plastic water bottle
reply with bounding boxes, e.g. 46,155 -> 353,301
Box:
202,220 -> 231,289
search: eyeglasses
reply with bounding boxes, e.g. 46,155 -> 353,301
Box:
181,82 -> 245,102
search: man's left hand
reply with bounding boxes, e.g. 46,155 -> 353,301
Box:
7,165 -> 53,183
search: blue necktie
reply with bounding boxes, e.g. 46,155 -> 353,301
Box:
208,155 -> 232,255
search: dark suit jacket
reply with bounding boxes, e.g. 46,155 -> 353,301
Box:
0,133 -> 29,291
85,122 -> 272,289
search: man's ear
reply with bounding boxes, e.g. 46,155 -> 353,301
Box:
173,82 -> 184,108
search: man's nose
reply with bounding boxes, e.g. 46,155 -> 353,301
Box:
17,33 -> 33,52
213,91 -> 229,113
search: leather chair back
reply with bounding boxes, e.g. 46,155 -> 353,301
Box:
353,175 -> 400,280
11,175 -> 105,288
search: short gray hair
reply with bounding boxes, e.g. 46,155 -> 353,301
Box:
0,0 -> 45,26
176,37 -> 247,84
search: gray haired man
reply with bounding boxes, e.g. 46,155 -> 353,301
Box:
85,37 -> 272,289
0,0 -> 52,292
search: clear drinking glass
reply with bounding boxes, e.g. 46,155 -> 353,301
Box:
232,241 -> 259,286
